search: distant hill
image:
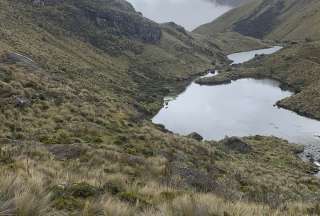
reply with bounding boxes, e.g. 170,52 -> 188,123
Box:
195,0 -> 320,41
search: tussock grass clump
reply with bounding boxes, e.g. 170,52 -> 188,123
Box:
0,171 -> 51,215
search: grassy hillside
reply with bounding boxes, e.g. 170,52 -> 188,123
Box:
1,0 -> 320,215
195,0 -> 320,42
193,31 -> 268,54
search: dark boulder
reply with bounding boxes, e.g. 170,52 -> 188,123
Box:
47,144 -> 85,160
154,123 -> 172,133
14,96 -> 31,108
165,162 -> 219,192
4,52 -> 38,69
221,137 -> 252,154
187,132 -> 203,141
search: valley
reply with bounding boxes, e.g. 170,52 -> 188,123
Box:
0,0 -> 320,215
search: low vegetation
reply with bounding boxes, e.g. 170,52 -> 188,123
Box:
1,134 -> 320,215
0,0 -> 320,215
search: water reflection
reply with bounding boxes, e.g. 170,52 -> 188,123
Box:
153,47 -> 320,146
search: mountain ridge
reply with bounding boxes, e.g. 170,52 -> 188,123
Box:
195,0 -> 320,42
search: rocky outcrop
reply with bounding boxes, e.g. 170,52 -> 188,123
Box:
85,8 -> 161,43
187,132 -> 204,141
162,22 -> 189,37
30,0 -> 161,44
3,52 -> 38,69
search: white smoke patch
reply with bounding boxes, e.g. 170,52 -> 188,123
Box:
128,0 -> 231,30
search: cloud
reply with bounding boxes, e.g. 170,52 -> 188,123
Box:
128,0 -> 231,30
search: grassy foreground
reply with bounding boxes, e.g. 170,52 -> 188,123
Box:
1,133 -> 320,215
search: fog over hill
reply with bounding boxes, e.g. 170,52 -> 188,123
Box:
128,0 -> 232,30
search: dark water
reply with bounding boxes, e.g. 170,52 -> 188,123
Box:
153,47 -> 320,155
127,0 -> 231,30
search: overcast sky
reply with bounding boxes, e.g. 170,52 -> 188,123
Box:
127,0 -> 231,30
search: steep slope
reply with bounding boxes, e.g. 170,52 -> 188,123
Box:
2,0 -> 224,113
0,0 -> 320,215
195,0 -> 320,42
0,0 -> 229,156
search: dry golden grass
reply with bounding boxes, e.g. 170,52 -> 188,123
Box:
102,198 -> 135,216
0,170 -> 50,216
0,1 -> 320,215
0,165 -> 319,216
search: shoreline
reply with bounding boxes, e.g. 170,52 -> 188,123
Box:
152,46 -> 320,175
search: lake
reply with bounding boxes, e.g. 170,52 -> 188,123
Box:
228,46 -> 283,65
153,47 -> 320,161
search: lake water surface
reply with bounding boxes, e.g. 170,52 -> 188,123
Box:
228,46 -> 283,64
153,47 -> 320,152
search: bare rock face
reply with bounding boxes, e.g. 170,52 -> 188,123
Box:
86,8 -> 161,43
30,0 -> 161,44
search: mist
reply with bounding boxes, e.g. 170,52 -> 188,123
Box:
127,0 -> 231,31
